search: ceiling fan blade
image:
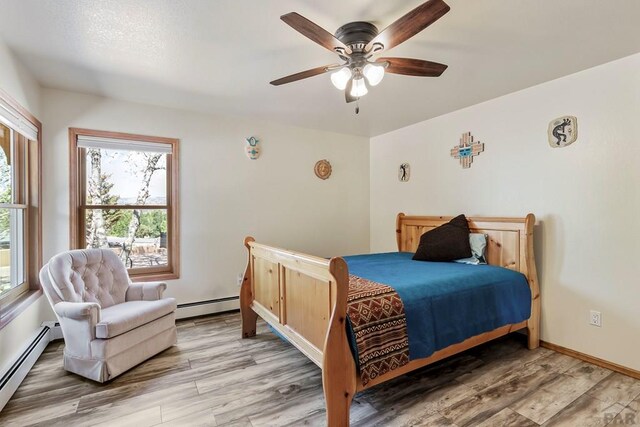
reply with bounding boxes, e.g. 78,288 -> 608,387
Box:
281,12 -> 352,55
379,57 -> 448,77
270,64 -> 337,86
345,79 -> 357,103
366,0 -> 450,53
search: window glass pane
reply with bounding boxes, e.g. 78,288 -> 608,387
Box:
0,208 -> 11,296
85,208 -> 168,269
0,123 -> 13,204
85,148 -> 167,206
12,208 -> 25,285
0,208 -> 25,298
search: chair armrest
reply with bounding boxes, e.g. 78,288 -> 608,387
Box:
53,301 -> 100,358
126,282 -> 167,301
54,301 -> 100,321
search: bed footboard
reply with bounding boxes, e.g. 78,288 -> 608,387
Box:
240,237 -> 356,426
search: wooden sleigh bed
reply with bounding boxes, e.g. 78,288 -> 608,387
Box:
240,213 -> 540,426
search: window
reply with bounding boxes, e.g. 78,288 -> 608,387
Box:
0,91 -> 41,314
0,123 -> 27,302
70,129 -> 179,281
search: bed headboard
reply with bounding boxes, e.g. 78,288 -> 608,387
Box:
396,213 -> 541,348
396,213 -> 537,279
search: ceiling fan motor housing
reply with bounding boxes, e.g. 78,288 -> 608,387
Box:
334,21 -> 378,53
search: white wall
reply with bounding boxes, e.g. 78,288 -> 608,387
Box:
0,39 -> 50,371
370,53 -> 640,371
0,40 -> 40,116
42,88 -> 370,305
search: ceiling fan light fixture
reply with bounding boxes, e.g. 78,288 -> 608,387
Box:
363,63 -> 385,86
350,76 -> 368,98
330,67 -> 352,90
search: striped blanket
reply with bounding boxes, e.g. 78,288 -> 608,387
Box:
347,275 -> 410,386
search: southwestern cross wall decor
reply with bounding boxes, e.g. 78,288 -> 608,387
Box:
451,132 -> 484,169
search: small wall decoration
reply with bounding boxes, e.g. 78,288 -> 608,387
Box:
314,159 -> 332,180
548,116 -> 577,148
398,163 -> 410,182
244,136 -> 261,160
451,132 -> 484,169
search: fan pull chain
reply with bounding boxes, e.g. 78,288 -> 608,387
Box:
355,100 -> 360,115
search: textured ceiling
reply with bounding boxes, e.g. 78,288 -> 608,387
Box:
1,0 -> 639,136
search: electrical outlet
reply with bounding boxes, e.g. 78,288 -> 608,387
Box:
237,273 -> 244,286
590,310 -> 602,327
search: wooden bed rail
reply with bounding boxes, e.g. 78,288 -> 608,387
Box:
240,237 -> 356,425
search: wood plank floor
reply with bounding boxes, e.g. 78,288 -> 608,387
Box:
1,311 -> 639,426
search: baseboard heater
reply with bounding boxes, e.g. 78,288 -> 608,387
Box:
176,296 -> 239,319
0,326 -> 51,411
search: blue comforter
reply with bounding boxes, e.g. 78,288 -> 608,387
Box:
343,252 -> 531,360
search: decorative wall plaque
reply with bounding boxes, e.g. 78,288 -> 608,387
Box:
245,136 -> 261,159
548,116 -> 577,148
398,163 -> 410,182
451,132 -> 484,169
314,159 -> 332,180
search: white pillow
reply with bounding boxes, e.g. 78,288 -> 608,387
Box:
454,233 -> 487,265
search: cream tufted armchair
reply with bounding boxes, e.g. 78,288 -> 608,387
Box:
39,249 -> 177,382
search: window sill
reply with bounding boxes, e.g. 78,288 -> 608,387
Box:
0,289 -> 43,331
129,272 -> 179,282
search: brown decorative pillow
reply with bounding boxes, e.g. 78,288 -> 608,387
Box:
412,214 -> 472,262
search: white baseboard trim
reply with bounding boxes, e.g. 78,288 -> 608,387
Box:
0,326 -> 51,411
176,297 -> 239,319
41,321 -> 64,341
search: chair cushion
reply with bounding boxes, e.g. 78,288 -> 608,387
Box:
91,312 -> 177,359
96,298 -> 177,339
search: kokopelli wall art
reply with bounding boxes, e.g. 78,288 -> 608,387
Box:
548,116 -> 577,148
398,163 -> 410,182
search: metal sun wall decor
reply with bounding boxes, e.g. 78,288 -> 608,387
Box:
314,159 -> 332,180
398,163 -> 410,182
245,136 -> 261,159
548,116 -> 578,148
451,132 -> 484,169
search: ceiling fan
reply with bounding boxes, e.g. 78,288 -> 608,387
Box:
270,0 -> 450,105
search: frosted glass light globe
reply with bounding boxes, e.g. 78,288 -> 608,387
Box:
350,77 -> 368,97
363,63 -> 385,86
330,68 -> 352,90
